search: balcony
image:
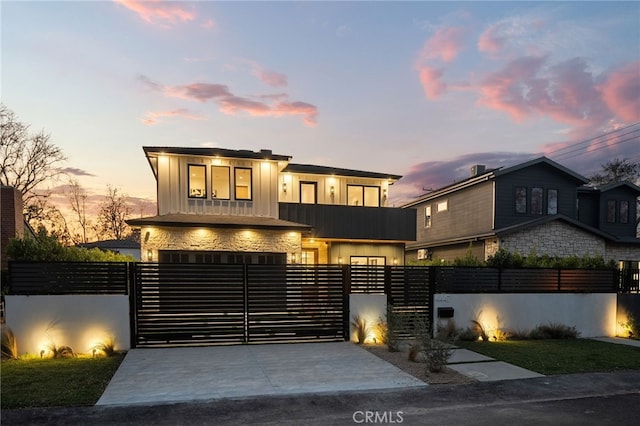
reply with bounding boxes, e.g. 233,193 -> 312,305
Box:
279,203 -> 416,241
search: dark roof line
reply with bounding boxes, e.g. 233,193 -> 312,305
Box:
142,146 -> 292,161
283,163 -> 402,181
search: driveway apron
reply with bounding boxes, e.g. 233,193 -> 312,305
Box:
96,342 -> 427,406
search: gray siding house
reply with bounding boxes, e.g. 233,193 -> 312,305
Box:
402,157 -> 640,264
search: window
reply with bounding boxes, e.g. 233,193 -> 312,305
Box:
211,166 -> 230,199
234,167 -> 252,200
424,205 -> 432,228
347,185 -> 362,206
607,200 -> 616,223
364,186 -> 380,207
620,200 -> 629,224
347,185 -> 380,207
547,189 -> 558,214
188,164 -> 206,198
515,186 -> 527,213
531,187 -> 543,215
300,182 -> 317,204
436,200 -> 448,212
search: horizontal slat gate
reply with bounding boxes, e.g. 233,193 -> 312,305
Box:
134,263 -> 246,347
246,265 -> 345,343
133,263 -> 346,347
388,267 -> 431,337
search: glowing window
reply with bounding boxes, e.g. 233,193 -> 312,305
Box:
188,164 -> 206,198
211,166 -> 230,199
235,167 -> 252,200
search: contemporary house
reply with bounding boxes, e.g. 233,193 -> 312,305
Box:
402,157 -> 640,265
127,147 -> 416,266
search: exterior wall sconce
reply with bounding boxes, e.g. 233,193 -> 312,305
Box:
383,188 -> 388,201
393,258 -> 398,265
338,256 -> 343,264
147,249 -> 153,261
330,186 -> 335,196
291,253 -> 297,263
282,182 -> 287,194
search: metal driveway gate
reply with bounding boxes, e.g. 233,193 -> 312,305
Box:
132,263 -> 347,347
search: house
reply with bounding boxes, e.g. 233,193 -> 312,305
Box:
1,186 -> 35,272
401,157 -> 640,265
126,147 -> 415,266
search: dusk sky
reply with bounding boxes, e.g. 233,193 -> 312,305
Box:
3,1 -> 639,215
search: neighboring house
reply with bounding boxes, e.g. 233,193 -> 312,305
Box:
402,157 -> 640,265
127,147 -> 415,266
78,239 -> 141,260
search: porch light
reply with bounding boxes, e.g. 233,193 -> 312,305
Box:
393,258 -> 398,265
147,249 -> 153,261
330,186 -> 335,196
291,253 -> 297,263
282,182 -> 287,194
338,257 -> 343,264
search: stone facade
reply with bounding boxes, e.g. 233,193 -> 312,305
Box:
605,244 -> 640,263
141,226 -> 302,261
498,221 -> 606,258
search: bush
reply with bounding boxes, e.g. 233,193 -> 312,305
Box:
529,323 -> 580,340
7,231 -> 135,262
458,327 -> 480,341
351,315 -> 369,344
384,305 -> 403,352
1,326 -> 18,360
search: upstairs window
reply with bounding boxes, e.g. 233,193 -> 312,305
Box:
436,200 -> 448,212
300,182 -> 317,204
531,187 -> 543,215
188,164 -> 206,198
547,189 -> 558,214
234,167 -> 252,200
347,185 -> 380,207
211,166 -> 230,199
515,186 -> 527,214
620,200 -> 629,224
607,200 -> 616,223
424,205 -> 432,228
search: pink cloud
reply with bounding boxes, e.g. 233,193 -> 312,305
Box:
114,0 -> 195,27
419,27 -> 466,63
417,66 -> 447,99
254,69 -> 288,88
478,24 -> 507,54
137,75 -> 318,126
141,109 -> 205,126
164,83 -> 231,102
477,56 -> 609,126
600,61 -> 640,122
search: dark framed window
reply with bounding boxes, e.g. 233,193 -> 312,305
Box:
531,187 -> 543,215
300,181 -> 317,204
547,189 -> 558,214
234,167 -> 252,200
607,200 -> 616,223
515,186 -> 527,214
211,166 -> 230,199
347,185 -> 380,207
620,200 -> 629,224
188,164 -> 206,198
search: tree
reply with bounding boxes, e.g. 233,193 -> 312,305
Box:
0,104 -> 66,227
67,179 -> 92,244
589,158 -> 639,187
95,186 -> 132,240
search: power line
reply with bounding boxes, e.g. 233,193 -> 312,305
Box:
551,133 -> 640,162
544,122 -> 640,157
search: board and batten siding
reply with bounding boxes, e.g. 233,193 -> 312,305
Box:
416,180 -> 494,243
278,173 -> 391,207
494,165 -> 579,229
157,154 -> 280,218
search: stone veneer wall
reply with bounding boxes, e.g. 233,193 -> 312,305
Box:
605,244 -> 640,262
142,226 -> 302,260
499,221 -> 605,258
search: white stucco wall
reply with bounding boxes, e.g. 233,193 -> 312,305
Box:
5,295 -> 130,356
434,293 -> 617,338
349,294 -> 387,343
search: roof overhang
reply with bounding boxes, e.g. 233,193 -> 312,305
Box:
127,214 -> 313,233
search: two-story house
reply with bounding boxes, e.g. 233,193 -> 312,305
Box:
402,157 -> 640,264
127,147 -> 416,267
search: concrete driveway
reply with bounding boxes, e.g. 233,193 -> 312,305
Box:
97,342 -> 426,406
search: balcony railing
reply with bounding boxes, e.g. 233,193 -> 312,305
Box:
278,202 -> 416,241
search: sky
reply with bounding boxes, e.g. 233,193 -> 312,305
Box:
2,0 -> 639,219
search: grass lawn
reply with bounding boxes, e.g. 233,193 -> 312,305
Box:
1,354 -> 125,409
459,339 -> 640,375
